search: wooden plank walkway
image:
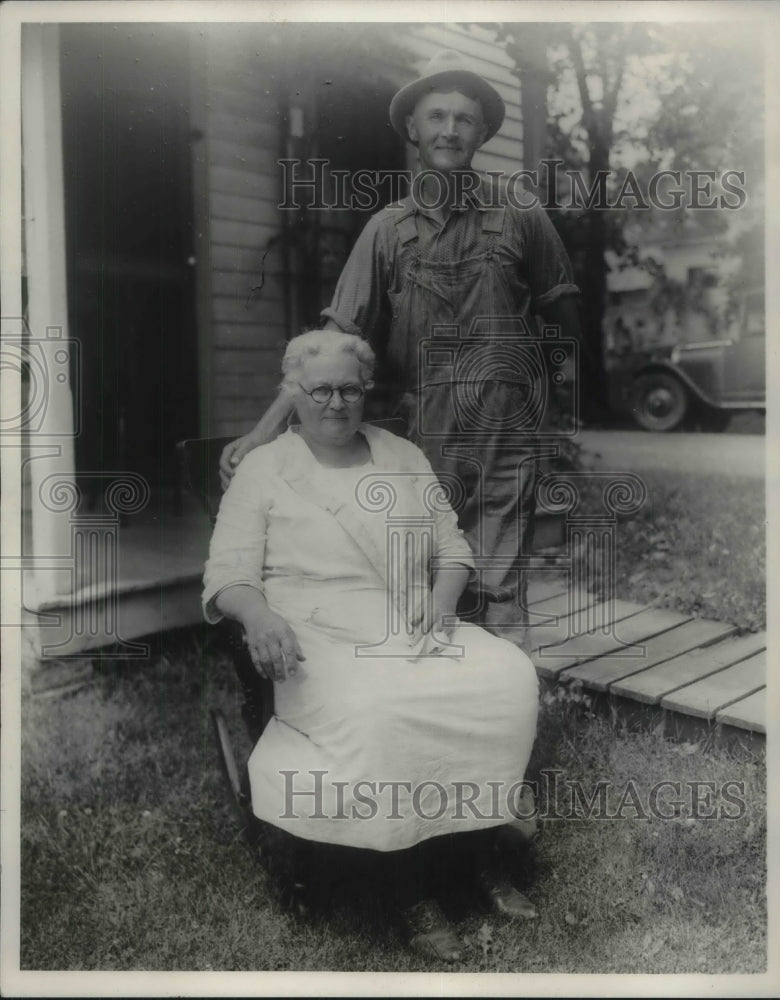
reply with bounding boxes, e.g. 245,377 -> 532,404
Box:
525,576 -> 767,736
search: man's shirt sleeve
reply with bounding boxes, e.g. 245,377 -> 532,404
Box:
519,202 -> 580,313
321,214 -> 391,339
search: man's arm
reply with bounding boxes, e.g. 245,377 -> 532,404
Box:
538,295 -> 607,424
219,390 -> 294,488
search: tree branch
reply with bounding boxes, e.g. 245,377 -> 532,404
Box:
568,30 -> 594,128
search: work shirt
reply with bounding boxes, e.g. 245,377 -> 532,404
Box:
322,171 -> 579,395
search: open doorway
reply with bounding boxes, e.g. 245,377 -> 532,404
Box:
60,23 -> 198,497
312,68 -> 408,316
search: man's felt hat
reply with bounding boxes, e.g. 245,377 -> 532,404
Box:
389,49 -> 506,144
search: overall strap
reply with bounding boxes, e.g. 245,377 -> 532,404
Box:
481,205 -> 506,236
394,211 -> 419,246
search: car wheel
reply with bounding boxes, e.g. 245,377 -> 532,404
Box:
697,406 -> 732,433
631,372 -> 688,432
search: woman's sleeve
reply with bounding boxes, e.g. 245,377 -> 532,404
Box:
201,452 -> 272,624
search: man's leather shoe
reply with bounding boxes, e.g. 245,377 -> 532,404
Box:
479,870 -> 538,920
400,898 -> 463,962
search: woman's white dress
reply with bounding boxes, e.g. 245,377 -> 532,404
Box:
203,424 -> 538,852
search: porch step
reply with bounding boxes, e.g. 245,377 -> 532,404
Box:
24,574 -> 205,659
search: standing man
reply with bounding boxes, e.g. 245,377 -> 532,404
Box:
222,49 -> 581,645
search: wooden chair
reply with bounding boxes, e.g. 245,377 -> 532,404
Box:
177,435 -> 273,833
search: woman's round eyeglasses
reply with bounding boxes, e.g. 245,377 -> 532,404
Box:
299,383 -> 365,405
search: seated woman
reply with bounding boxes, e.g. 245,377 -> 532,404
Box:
202,330 -> 539,962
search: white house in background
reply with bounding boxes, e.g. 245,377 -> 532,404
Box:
12,20 -> 543,660
604,229 -> 743,356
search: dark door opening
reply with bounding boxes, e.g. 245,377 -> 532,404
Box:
60,23 -> 198,496
313,69 -> 408,316
280,52 -> 407,331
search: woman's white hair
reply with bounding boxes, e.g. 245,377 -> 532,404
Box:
281,329 -> 376,390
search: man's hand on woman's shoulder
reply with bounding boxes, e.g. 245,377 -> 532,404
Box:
219,391 -> 297,489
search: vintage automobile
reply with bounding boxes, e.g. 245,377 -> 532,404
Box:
605,289 -> 765,432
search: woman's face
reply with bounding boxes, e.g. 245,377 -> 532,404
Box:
294,351 -> 366,448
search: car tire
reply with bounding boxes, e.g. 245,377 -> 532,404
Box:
631,372 -> 688,432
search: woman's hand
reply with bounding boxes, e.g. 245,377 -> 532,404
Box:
215,585 -> 305,682
417,564 -> 470,647
414,597 -> 459,657
242,606 -> 306,683
431,604 -> 458,642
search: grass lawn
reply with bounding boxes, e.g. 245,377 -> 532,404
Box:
568,467 -> 765,632
20,630 -> 766,974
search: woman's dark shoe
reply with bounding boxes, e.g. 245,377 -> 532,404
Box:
501,784 -> 539,847
478,869 -> 538,920
400,898 -> 463,962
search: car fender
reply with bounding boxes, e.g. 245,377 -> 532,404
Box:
632,361 -> 719,409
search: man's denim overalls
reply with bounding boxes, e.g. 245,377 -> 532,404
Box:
384,203 -> 542,642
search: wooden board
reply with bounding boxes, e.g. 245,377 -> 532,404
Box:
524,587 -> 602,633
209,111 -> 280,150
531,599 -> 646,679
575,618 -> 736,693
212,271 -> 285,302
542,606 -> 692,676
213,294 -> 286,326
211,243 -> 287,275
661,650 -> 766,719
210,219 -> 280,253
210,140 -> 280,179
211,191 -> 281,228
526,577 -> 571,607
526,587 -> 601,618
716,688 -> 766,734
213,347 -> 284,375
210,322 -> 287,351
209,163 -> 281,201
213,374 -> 281,399
613,631 -> 766,706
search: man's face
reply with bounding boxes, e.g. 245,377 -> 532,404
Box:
405,88 -> 487,174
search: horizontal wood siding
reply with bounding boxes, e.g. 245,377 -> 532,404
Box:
205,29 -> 287,437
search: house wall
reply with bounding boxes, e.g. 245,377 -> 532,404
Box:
199,27 -> 289,440
200,24 -> 525,438
605,238 -> 738,355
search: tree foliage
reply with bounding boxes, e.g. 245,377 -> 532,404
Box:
497,19 -> 764,404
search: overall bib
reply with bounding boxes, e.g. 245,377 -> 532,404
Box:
384,205 -> 541,641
